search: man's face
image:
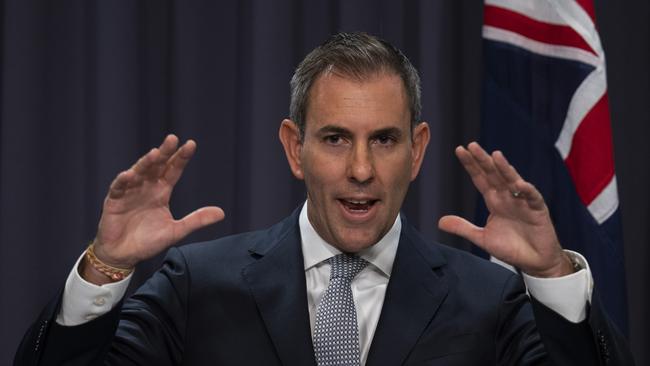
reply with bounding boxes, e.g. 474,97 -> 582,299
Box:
280,71 -> 429,253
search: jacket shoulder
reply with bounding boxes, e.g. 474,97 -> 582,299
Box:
434,242 -> 516,281
174,211 -> 299,274
403,221 -> 517,285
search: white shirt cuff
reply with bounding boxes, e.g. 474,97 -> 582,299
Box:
522,250 -> 593,323
56,251 -> 132,326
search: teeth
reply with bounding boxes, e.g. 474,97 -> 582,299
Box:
348,200 -> 368,204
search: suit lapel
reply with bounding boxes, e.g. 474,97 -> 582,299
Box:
366,219 -> 450,366
242,212 -> 317,366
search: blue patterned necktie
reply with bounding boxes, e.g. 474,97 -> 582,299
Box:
313,253 -> 368,366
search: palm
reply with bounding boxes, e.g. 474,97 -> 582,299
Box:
98,185 -> 175,265
93,135 -> 224,268
439,142 -> 570,278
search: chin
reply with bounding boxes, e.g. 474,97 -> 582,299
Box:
333,230 -> 381,253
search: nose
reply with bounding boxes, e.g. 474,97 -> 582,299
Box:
347,143 -> 375,184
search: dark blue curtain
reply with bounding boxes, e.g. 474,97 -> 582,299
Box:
0,0 -> 648,364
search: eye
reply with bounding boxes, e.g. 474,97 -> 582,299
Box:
373,134 -> 396,146
324,134 -> 344,145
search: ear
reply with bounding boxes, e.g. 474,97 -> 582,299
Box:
410,122 -> 430,181
279,119 -> 304,180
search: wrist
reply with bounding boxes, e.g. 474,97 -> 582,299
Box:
82,242 -> 134,283
79,256 -> 120,285
526,253 -> 577,278
91,238 -> 136,269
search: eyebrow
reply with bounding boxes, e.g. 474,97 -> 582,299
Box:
369,127 -> 403,140
317,125 -> 351,136
316,125 -> 404,139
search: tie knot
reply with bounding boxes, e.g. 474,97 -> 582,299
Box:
328,254 -> 368,281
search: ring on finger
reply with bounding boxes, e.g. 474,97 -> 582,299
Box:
511,191 -> 523,198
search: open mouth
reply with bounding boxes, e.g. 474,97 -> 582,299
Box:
338,199 -> 379,213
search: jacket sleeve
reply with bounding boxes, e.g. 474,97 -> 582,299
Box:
495,273 -> 634,366
494,273 -> 548,365
14,247 -> 191,366
531,287 -> 635,366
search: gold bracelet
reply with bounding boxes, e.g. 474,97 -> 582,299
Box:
85,243 -> 134,281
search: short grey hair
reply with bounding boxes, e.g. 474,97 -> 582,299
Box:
289,32 -> 422,139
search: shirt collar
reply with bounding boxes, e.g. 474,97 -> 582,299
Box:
299,201 -> 401,277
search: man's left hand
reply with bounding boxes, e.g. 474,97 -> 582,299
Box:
438,142 -> 575,278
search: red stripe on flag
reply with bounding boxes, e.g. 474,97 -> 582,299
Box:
484,5 -> 597,56
564,93 -> 615,205
575,0 -> 596,23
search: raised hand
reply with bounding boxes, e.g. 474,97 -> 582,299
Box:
88,135 -> 225,280
438,142 -> 574,278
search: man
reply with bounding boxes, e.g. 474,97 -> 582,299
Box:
16,32 -> 632,365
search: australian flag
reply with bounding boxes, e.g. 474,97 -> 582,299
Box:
478,0 -> 628,334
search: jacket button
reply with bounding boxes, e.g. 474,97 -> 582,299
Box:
34,320 -> 47,352
596,329 -> 610,364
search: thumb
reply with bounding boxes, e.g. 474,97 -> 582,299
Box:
438,215 -> 485,248
174,206 -> 226,240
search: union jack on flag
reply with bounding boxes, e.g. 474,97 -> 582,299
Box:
478,0 -> 628,333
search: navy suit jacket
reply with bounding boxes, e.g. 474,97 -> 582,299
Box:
16,209 -> 633,365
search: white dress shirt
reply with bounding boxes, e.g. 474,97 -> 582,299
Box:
300,202 -> 400,366
57,201 -> 592,365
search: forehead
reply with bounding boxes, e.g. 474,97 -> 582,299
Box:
305,72 -> 410,133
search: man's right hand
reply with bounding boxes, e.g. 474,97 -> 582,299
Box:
81,134 -> 225,285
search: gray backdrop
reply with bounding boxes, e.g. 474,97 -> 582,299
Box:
0,0 -> 647,364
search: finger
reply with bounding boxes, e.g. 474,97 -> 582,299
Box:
491,151 -> 546,209
492,151 -> 522,184
132,148 -> 161,179
158,134 -> 179,160
162,140 -> 197,186
150,134 -> 180,177
108,170 -> 137,199
455,146 -> 491,194
438,215 -> 484,248
514,181 -> 546,211
467,142 -> 508,190
173,206 -> 226,240
492,150 -> 529,196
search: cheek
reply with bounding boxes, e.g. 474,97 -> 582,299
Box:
375,150 -> 414,192
304,165 -> 338,189
301,152 -> 344,193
